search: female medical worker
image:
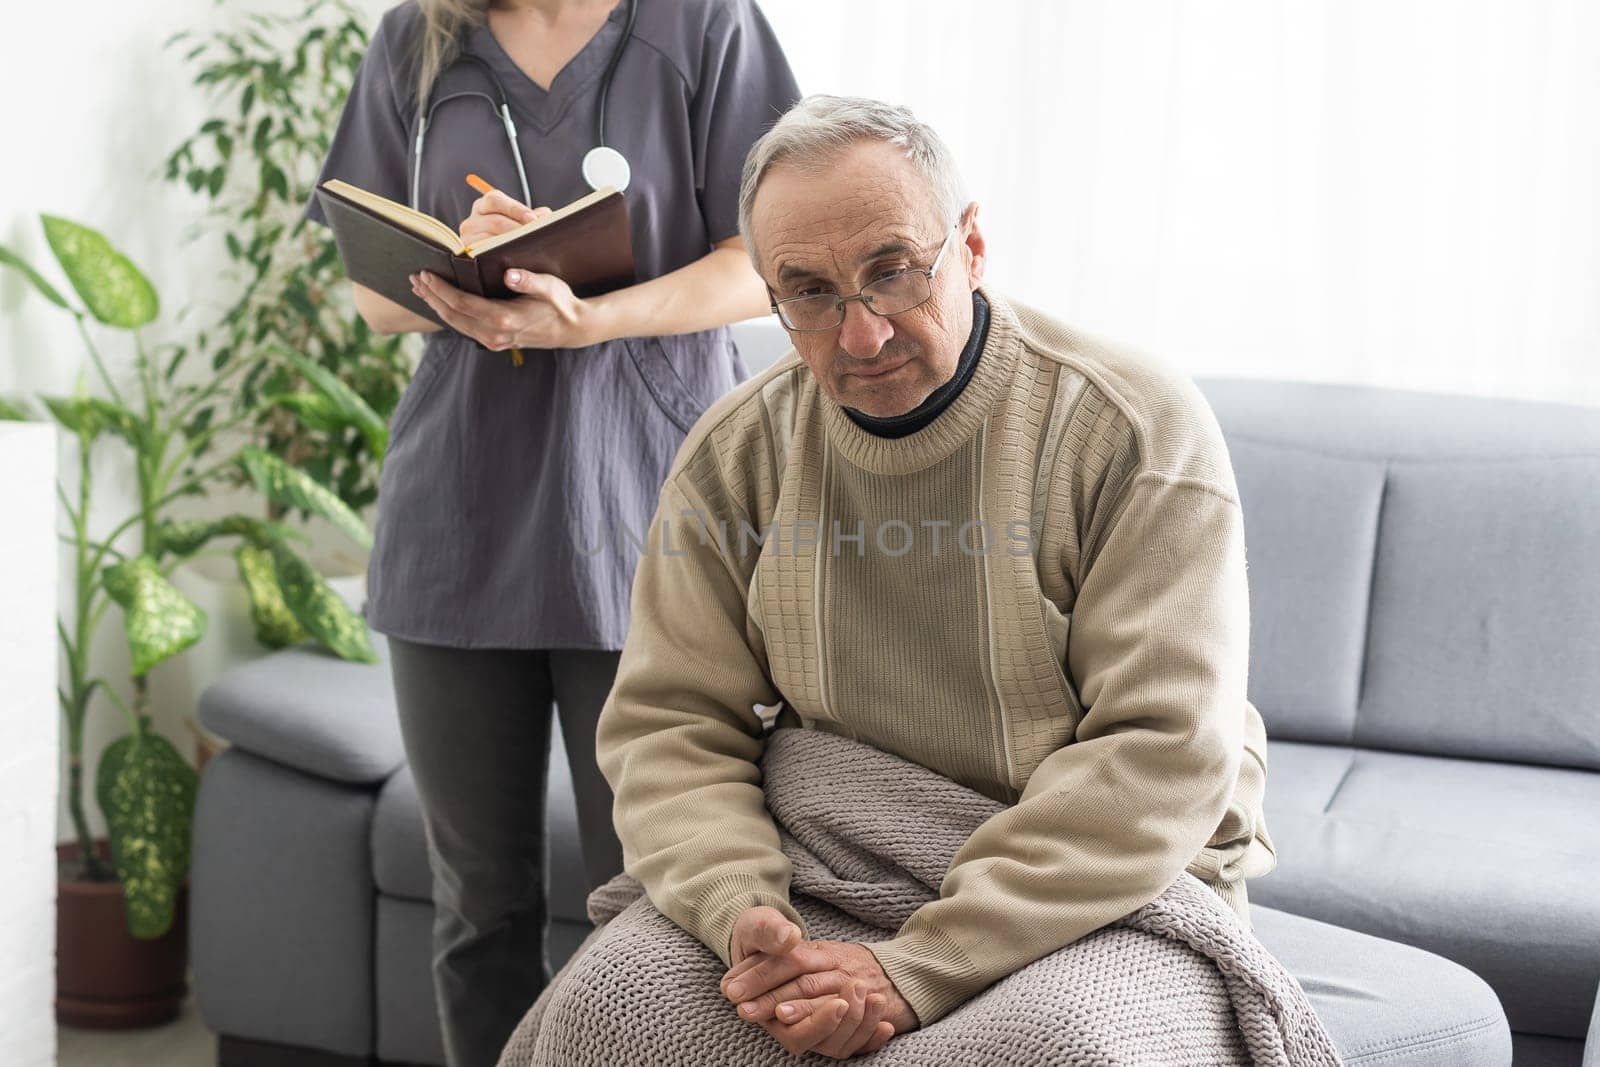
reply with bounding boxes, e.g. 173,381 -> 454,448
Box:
302,1 -> 798,1061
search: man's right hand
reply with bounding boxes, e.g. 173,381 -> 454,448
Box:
721,906 -> 898,1059
727,904 -> 803,966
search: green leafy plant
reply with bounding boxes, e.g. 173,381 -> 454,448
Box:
2,215 -> 378,935
162,0 -> 412,515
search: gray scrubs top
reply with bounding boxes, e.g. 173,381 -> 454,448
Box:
305,0 -> 799,650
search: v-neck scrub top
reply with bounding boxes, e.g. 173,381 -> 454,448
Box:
304,0 -> 800,650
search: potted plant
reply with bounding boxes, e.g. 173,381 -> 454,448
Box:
1,214 -> 380,1027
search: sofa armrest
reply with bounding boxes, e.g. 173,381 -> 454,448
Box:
198,634 -> 405,786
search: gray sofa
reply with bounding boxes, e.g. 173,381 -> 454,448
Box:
192,355 -> 1600,1066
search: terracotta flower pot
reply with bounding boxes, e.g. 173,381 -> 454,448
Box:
56,839 -> 190,1029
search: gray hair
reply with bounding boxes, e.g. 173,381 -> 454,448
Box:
737,95 -> 968,255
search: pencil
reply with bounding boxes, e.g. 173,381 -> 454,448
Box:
464,174 -> 525,367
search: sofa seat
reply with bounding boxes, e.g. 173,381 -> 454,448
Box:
1250,904 -> 1510,1065
1256,740 -> 1600,1041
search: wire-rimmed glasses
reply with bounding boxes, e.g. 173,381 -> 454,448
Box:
769,219 -> 962,332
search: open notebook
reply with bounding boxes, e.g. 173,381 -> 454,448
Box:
315,179 -> 637,324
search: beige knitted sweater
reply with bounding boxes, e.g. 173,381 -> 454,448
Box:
594,288 -> 1278,1027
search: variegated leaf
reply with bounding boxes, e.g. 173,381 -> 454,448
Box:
236,543 -> 307,648
154,515 -> 306,560
102,556 -> 207,675
269,541 -> 376,663
96,728 -> 196,939
264,391 -> 344,434
237,446 -> 372,552
40,215 -> 159,329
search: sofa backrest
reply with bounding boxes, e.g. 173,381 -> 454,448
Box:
1200,378 -> 1600,772
733,321 -> 1600,772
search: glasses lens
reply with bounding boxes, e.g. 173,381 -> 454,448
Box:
779,294 -> 843,331
862,271 -> 932,316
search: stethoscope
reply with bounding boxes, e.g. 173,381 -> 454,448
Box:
409,0 -> 637,210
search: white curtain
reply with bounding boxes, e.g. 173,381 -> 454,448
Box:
761,1 -> 1600,407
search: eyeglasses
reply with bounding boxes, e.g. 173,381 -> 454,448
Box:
769,219 -> 962,332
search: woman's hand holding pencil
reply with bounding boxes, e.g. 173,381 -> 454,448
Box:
458,173 -> 552,248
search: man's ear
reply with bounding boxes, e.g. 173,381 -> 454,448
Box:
961,201 -> 987,289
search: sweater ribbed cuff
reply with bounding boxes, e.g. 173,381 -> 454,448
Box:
691,873 -> 807,968
866,922 -> 986,1027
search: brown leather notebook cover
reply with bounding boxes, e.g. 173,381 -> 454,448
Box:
315,181 -> 636,327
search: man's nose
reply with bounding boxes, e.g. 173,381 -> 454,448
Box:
837,298 -> 893,361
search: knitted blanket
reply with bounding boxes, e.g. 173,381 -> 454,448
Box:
499,727 -> 1342,1066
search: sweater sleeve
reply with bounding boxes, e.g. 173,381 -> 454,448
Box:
867,471 -> 1250,1025
594,474 -> 807,966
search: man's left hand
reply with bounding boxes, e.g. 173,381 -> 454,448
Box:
721,938 -> 918,1057
410,268 -> 599,351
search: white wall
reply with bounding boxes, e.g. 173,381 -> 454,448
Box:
0,424 -> 59,1067
763,0 -> 1600,408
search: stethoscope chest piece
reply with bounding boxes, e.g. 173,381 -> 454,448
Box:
582,145 -> 632,193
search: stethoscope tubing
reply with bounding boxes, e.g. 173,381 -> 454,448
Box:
409,0 -> 636,211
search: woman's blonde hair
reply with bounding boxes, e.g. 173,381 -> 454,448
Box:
411,0 -> 490,120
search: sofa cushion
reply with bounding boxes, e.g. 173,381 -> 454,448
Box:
1202,377 -> 1600,772
1250,904 -> 1511,1066
1227,438 -> 1383,745
1360,457 -> 1600,771
1255,739 -> 1357,811
372,728 -> 591,926
199,635 -> 405,786
375,896 -> 449,1066
1254,740 -> 1600,1038
372,766 -> 430,902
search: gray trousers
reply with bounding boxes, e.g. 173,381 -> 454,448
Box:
387,637 -> 625,1067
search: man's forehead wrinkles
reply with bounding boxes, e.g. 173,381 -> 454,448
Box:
765,234 -> 840,274
770,224 -> 927,283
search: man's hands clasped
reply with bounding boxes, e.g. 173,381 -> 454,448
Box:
720,905 -> 918,1059
409,188 -> 599,351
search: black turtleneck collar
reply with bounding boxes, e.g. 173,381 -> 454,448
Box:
843,290 -> 990,440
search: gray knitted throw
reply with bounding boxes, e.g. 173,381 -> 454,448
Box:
500,727 -> 1342,1066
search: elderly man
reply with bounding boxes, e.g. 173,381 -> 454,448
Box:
593,94 -> 1276,1060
